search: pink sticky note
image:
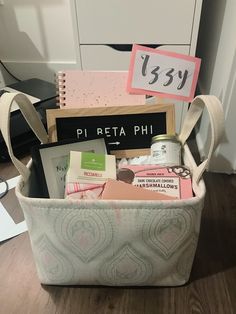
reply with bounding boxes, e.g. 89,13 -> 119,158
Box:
127,44 -> 201,102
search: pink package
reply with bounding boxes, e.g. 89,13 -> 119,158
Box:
117,165 -> 193,199
65,182 -> 104,199
101,179 -> 177,201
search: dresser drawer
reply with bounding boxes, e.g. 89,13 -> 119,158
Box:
76,0 -> 196,44
80,44 -> 190,70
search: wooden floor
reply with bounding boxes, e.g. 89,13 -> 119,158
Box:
0,158 -> 236,314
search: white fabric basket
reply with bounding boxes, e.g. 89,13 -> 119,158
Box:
0,93 -> 224,286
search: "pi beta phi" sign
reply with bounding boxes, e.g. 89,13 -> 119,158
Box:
127,44 -> 201,102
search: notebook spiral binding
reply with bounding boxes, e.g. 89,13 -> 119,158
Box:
56,71 -> 66,107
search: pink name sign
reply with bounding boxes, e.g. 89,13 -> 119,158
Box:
127,44 -> 201,102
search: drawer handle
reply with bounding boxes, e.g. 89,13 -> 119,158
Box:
106,44 -> 162,51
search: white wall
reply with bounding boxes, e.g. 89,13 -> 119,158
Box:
0,0 -> 81,84
196,0 -> 236,173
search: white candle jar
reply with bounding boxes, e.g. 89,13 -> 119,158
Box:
151,134 -> 182,165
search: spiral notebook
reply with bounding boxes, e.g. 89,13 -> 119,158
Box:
56,70 -> 145,108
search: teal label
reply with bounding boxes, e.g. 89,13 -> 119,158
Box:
81,152 -> 105,171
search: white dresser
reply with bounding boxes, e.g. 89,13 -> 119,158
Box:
75,0 -> 203,132
1,0 -> 203,131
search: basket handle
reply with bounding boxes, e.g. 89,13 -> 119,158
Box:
0,92 -> 49,181
178,95 -> 224,183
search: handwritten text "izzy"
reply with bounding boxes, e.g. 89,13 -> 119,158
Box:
141,54 -> 191,90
